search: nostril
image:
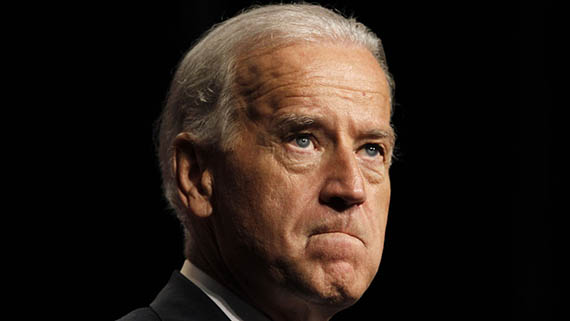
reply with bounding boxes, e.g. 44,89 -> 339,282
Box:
323,196 -> 353,212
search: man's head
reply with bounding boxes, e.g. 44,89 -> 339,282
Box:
157,3 -> 394,320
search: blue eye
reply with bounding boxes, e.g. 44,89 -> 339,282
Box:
364,144 -> 382,157
294,135 -> 312,148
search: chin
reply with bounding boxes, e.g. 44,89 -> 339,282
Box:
325,269 -> 370,305
292,260 -> 374,309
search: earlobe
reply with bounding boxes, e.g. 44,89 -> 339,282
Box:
173,133 -> 214,218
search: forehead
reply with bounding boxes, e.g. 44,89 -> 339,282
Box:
234,43 -> 392,124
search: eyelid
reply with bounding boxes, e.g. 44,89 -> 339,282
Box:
286,132 -> 318,143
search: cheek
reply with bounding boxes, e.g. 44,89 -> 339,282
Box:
364,179 -> 391,247
214,152 -> 315,255
254,167 -> 321,244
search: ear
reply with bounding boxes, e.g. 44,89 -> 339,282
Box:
173,133 -> 214,218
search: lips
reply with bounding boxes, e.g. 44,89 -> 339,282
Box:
309,221 -> 365,245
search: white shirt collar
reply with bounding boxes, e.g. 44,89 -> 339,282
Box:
180,260 -> 272,321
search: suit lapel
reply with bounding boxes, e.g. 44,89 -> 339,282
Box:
150,271 -> 231,321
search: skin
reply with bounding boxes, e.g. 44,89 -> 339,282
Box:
174,42 -> 394,321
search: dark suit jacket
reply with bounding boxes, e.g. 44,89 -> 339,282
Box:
118,271 -> 231,321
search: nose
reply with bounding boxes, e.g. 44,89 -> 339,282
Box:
319,146 -> 366,212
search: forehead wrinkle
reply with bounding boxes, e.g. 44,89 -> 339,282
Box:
234,49 -> 312,99
233,43 -> 392,133
242,67 -> 387,101
249,80 -> 389,113
235,52 -> 388,109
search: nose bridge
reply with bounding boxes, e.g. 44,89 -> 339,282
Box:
336,145 -> 363,188
320,140 -> 366,205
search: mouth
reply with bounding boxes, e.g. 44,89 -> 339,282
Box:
306,231 -> 366,259
309,229 -> 365,245
307,213 -> 367,248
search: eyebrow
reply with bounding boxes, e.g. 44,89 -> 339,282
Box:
272,114 -> 323,134
360,128 -> 397,148
271,113 -> 396,147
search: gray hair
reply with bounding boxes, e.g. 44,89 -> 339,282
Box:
156,3 -> 395,218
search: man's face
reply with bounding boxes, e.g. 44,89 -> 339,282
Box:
209,43 -> 393,310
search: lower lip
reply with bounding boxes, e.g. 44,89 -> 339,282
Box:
307,232 -> 364,258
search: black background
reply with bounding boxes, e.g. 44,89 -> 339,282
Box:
19,1 -> 557,320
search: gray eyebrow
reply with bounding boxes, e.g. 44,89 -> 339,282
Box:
361,128 -> 396,147
272,114 -> 323,133
271,112 -> 396,150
